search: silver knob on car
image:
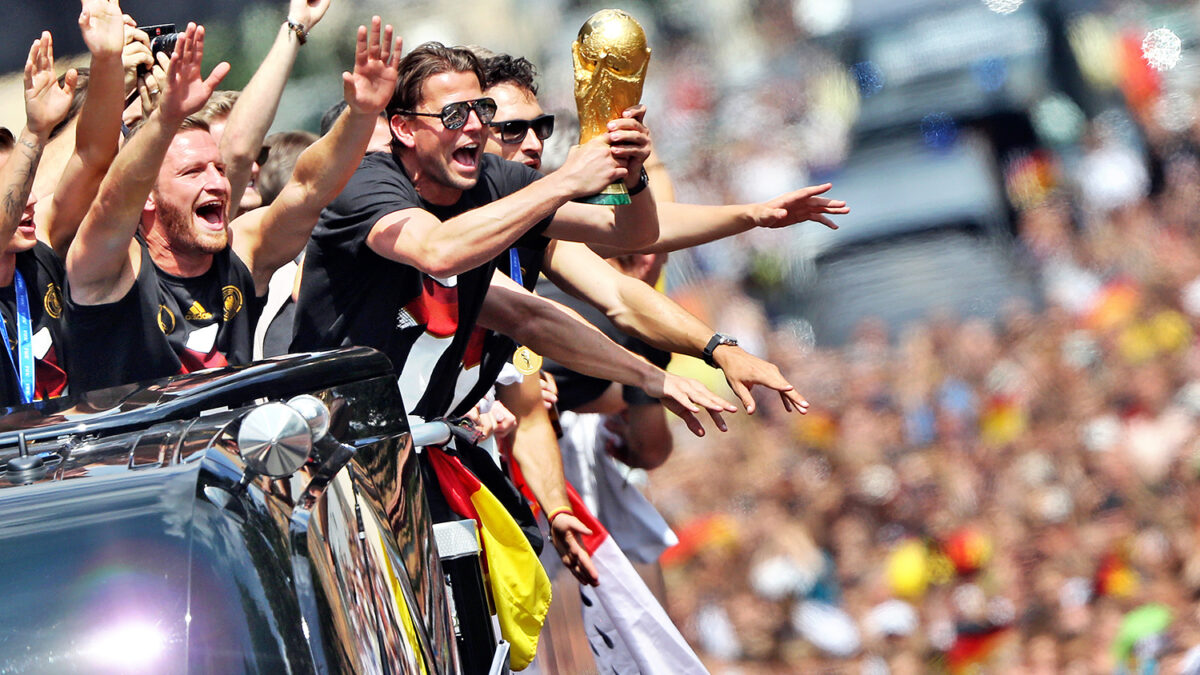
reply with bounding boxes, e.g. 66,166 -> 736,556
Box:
286,394 -> 331,442
237,402 -> 313,478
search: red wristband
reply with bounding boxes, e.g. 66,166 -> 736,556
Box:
547,507 -> 573,526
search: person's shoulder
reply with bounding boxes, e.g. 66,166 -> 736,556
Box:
333,151 -> 407,193
325,151 -> 420,223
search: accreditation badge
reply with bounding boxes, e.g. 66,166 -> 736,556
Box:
512,346 -> 542,375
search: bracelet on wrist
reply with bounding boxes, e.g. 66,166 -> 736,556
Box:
285,19 -> 308,45
547,506 -> 573,526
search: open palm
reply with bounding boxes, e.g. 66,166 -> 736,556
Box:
158,23 -> 230,123
343,17 -> 401,116
24,32 -> 76,137
78,0 -> 125,58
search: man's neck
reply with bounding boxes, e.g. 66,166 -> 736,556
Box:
0,252 -> 16,287
397,151 -> 462,206
144,233 -> 214,278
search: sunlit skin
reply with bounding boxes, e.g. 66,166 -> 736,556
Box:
482,82 -> 547,170
391,70 -> 487,205
3,192 -> 39,263
367,116 -> 392,153
141,129 -> 230,275
207,118 -> 262,214
0,146 -> 38,262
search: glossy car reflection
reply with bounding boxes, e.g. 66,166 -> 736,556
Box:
0,348 -> 461,674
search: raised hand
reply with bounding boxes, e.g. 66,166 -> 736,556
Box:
647,371 -> 736,437
288,0 -> 332,32
712,345 -> 809,414
78,0 -> 125,59
342,17 -> 401,116
754,183 -> 849,230
157,24 -> 230,124
24,32 -> 77,139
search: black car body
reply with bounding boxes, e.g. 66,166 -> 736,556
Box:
0,348 -> 467,674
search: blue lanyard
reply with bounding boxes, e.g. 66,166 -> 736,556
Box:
0,269 -> 35,404
508,248 -> 523,287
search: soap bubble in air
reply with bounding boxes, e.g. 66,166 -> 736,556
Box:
983,0 -> 1024,15
1142,28 -> 1182,71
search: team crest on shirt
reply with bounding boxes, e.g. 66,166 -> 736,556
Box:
43,283 -> 62,319
222,285 -> 243,321
158,305 -> 176,334
184,301 -> 212,321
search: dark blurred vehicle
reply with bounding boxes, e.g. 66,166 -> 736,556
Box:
0,349 -> 497,674
785,130 -> 1040,345
773,0 -> 1063,344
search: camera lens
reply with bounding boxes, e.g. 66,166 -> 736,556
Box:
150,32 -> 180,57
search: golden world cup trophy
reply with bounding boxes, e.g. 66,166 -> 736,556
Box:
573,9 -> 651,205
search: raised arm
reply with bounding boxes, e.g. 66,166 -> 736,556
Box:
366,135 -> 626,278
220,0 -> 332,220
478,270 -> 736,437
0,34 -> 77,245
35,0 -> 127,256
544,240 -> 807,413
67,24 -> 228,305
233,17 -> 399,294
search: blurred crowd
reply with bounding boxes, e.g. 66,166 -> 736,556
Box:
649,43 -> 1200,675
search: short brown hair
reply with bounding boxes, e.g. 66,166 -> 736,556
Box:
387,42 -> 484,118
257,130 -> 318,205
126,114 -> 210,140
193,90 -> 239,126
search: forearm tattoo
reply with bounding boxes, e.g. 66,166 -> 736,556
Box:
1,137 -> 43,228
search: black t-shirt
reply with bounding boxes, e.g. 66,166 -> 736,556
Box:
291,151 -> 550,419
447,240 -> 549,417
537,277 -> 671,412
0,243 -> 70,407
65,243 -> 264,393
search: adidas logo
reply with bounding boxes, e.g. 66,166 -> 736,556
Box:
184,301 -> 212,321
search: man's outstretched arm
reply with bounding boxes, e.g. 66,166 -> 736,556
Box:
366,133 -> 629,279
232,17 -> 399,295
478,270 -> 736,437
588,183 -> 849,257
544,239 -> 807,414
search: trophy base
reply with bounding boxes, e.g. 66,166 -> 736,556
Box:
574,181 -> 631,206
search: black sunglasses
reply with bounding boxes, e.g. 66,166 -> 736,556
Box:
489,114 -> 555,144
399,97 -> 497,130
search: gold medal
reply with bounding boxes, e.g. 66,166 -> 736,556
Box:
512,346 -> 542,375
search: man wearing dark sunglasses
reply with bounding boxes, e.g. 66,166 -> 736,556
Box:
292,42 -> 736,434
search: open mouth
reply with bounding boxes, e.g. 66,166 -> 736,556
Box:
18,212 -> 34,230
194,200 -> 226,229
451,144 -> 480,170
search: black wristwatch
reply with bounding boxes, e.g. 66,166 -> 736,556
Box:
626,167 -> 650,196
702,333 -> 738,367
